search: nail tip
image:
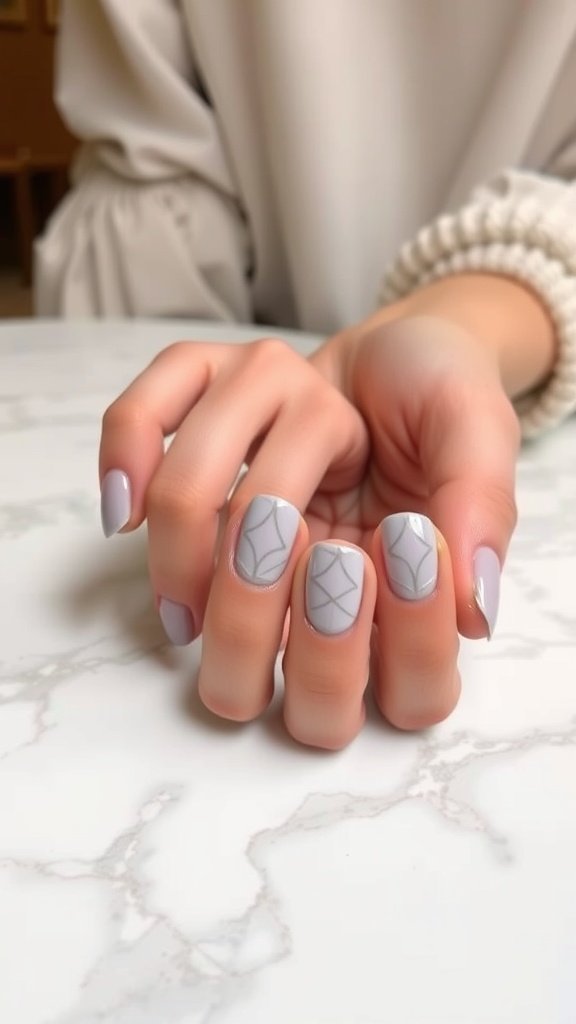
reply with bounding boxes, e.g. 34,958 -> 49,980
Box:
100,513 -> 114,539
473,548 -> 500,639
100,469 -> 131,538
101,512 -> 128,538
158,598 -> 195,646
473,591 -> 495,641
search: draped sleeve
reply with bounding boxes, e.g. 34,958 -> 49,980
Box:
34,0 -> 252,320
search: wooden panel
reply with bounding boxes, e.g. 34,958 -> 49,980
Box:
0,1 -> 76,161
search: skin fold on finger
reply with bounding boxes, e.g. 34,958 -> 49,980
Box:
283,542 -> 377,750
198,497 -> 309,721
371,516 -> 461,731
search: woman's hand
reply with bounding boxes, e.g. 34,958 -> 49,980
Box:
99,273 -> 554,749
100,337 -> 377,749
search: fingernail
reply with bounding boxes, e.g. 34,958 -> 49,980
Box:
381,512 -> 438,601
159,598 -> 195,646
235,494 -> 299,586
473,547 -> 500,639
101,469 -> 131,537
306,543 -> 364,635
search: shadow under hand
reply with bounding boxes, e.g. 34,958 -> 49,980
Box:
59,531 -> 173,666
58,532 -> 395,751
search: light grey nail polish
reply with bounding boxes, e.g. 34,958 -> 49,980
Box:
473,546 -> 501,639
306,543 -> 364,635
159,598 -> 195,646
101,469 -> 131,537
235,494 -> 299,586
381,512 -> 438,600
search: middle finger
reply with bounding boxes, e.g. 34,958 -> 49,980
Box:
283,541 -> 377,749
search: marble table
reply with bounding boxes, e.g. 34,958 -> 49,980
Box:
2,319 -> 576,1024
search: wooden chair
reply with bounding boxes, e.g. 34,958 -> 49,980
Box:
0,146 -> 34,286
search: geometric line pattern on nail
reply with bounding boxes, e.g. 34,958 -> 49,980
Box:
381,512 -> 437,601
235,495 -> 299,586
306,543 -> 364,635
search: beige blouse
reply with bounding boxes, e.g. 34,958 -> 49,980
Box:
36,0 -> 576,436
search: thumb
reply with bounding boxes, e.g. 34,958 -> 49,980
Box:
425,381 -> 521,639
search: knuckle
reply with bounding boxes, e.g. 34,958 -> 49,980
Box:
298,661 -> 355,700
165,339 -> 192,358
497,394 -> 522,449
154,340 -> 191,363
404,640 -> 452,681
146,473 -> 201,525
305,380 -> 341,419
102,396 -> 145,434
247,336 -> 293,369
484,481 -> 518,534
289,378 -> 356,438
208,605 -> 263,660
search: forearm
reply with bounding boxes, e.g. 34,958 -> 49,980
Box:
359,273 -> 557,400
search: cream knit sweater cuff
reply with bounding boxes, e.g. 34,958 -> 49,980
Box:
379,169 -> 576,439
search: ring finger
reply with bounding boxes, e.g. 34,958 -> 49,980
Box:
283,542 -> 377,749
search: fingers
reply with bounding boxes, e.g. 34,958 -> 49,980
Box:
423,380 -> 520,639
229,388 -> 368,511
371,513 -> 460,731
147,356 -> 366,639
100,337 -> 368,639
198,510 -> 376,748
199,504 -> 458,743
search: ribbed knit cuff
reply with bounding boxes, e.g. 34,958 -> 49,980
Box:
380,171 -> 576,438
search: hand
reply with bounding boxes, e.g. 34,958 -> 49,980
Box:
100,337 -> 375,749
99,274 -> 554,749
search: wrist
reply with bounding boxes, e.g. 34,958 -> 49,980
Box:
360,273 -> 557,399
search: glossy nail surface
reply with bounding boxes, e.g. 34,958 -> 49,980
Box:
101,469 -> 131,538
159,598 -> 195,646
381,512 -> 438,601
306,543 -> 364,635
235,495 -> 299,586
473,546 -> 501,638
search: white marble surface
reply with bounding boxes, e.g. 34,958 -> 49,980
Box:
1,319 -> 576,1024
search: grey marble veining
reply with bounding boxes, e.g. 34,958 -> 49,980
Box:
1,320 -> 576,1024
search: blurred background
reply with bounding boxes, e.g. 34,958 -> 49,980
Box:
0,0 -> 75,317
